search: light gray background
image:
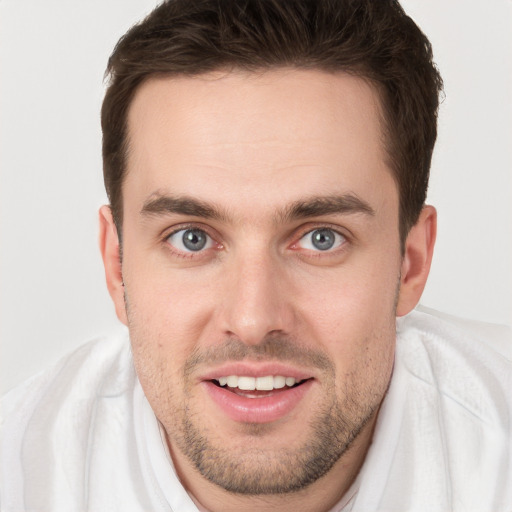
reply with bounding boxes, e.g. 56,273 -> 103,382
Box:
1,0 -> 511,395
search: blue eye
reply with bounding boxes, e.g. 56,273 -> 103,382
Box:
166,228 -> 213,252
298,228 -> 345,251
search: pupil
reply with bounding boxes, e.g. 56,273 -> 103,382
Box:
312,229 -> 335,250
182,229 -> 207,251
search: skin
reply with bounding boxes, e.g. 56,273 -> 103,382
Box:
100,69 -> 436,512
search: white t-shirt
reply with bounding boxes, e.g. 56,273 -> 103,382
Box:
1,309 -> 511,512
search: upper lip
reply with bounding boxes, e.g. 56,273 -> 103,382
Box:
199,361 -> 315,382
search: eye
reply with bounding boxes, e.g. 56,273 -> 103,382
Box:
166,228 -> 214,253
297,228 -> 345,252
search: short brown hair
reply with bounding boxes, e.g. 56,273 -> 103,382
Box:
102,0 -> 443,245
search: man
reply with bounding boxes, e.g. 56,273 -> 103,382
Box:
1,1 -> 511,511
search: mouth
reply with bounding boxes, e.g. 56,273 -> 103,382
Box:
203,369 -> 315,424
211,375 -> 310,398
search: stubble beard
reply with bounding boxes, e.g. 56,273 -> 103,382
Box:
170,381 -> 380,495
126,292 -> 395,497
157,335 -> 387,496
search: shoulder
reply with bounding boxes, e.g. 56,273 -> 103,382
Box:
399,305 -> 512,360
396,306 -> 512,426
1,326 -> 133,425
384,308 -> 512,510
0,327 -> 138,510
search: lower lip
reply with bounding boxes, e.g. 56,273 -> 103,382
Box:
203,380 -> 313,423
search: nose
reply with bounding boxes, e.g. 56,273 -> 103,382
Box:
219,250 -> 294,345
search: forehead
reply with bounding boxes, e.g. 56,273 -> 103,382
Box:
124,69 -> 395,216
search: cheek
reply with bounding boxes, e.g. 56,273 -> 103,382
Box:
292,251 -> 400,385
299,257 -> 400,335
124,276 -> 196,421
124,251 -> 219,339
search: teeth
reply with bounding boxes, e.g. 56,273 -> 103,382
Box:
226,375 -> 238,388
217,375 -> 300,390
256,376 -> 274,391
273,376 -> 286,389
238,376 -> 256,390
285,377 -> 296,387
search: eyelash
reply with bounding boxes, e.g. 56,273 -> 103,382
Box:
161,223 -> 351,259
162,224 -> 222,259
290,224 -> 350,256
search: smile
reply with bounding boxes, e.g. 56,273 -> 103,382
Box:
204,370 -> 314,423
214,375 -> 304,392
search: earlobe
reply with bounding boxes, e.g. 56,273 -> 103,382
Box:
98,205 -> 128,326
396,205 -> 437,317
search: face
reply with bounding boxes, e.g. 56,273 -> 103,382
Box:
110,70 -> 406,496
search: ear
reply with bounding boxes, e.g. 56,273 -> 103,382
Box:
99,205 -> 128,326
396,205 -> 437,317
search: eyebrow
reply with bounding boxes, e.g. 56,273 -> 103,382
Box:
280,194 -> 375,221
141,194 -> 228,221
140,192 -> 375,223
